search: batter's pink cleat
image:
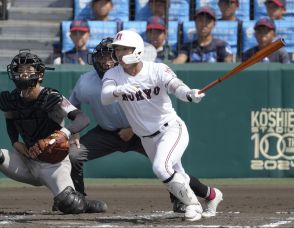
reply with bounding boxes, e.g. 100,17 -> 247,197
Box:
202,188 -> 223,218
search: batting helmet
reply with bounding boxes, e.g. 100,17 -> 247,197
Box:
91,37 -> 116,78
112,30 -> 145,64
7,50 -> 47,90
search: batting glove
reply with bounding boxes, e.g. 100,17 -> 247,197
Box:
187,89 -> 205,103
113,83 -> 140,97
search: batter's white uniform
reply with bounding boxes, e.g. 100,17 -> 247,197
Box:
0,95 -> 76,197
102,61 -> 190,182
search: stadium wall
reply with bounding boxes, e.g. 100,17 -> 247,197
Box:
0,63 -> 294,178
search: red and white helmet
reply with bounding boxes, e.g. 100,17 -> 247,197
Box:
112,30 -> 144,64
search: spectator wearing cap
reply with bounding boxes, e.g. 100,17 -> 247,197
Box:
62,19 -> 91,64
264,0 -> 286,20
146,16 -> 176,62
241,17 -> 289,63
218,0 -> 241,22
91,0 -> 113,21
173,6 -> 233,64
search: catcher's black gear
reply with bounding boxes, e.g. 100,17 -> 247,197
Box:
90,37 -> 116,78
3,88 -> 63,147
54,186 -> 108,214
7,49 -> 54,90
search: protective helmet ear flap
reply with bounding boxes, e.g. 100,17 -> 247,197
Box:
112,30 -> 145,64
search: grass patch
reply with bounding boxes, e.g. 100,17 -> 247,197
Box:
0,177 -> 294,188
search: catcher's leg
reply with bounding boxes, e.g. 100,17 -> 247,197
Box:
54,186 -> 107,214
0,149 -> 42,186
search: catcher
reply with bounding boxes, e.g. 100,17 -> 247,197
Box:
0,50 -> 107,214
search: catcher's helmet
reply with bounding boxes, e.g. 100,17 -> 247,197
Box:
7,49 -> 46,90
91,37 -> 116,78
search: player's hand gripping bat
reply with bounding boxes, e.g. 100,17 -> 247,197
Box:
198,38 -> 286,94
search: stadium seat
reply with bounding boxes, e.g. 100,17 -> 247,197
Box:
253,0 -> 294,20
122,21 -> 180,52
195,0 -> 250,21
182,20 -> 239,57
242,20 -> 294,60
61,20 -> 119,53
135,0 -> 190,21
74,0 -> 129,21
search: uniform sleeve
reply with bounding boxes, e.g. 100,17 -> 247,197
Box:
101,76 -> 118,105
65,109 -> 89,134
59,96 -> 78,115
158,63 -> 178,88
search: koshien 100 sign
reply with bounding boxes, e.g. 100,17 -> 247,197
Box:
251,108 -> 294,170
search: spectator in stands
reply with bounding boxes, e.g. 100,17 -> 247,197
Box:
264,0 -> 286,20
172,6 -> 233,64
148,0 -> 168,19
242,17 -> 289,63
218,0 -> 241,22
146,16 -> 176,62
91,0 -> 113,21
62,19 -> 90,64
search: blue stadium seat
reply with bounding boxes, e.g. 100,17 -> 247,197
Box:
135,0 -> 190,21
74,0 -> 129,21
242,20 -> 294,56
253,0 -> 294,20
182,20 -> 239,55
122,21 -> 179,52
61,21 -> 119,53
195,0 -> 250,21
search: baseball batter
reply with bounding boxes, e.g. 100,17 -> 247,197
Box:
101,30 -> 223,221
0,50 -> 106,214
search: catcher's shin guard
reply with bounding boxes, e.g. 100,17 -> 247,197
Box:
0,149 -> 5,164
54,186 -> 108,214
84,198 -> 108,213
54,186 -> 86,214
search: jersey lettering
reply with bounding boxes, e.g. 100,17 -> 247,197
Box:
121,86 -> 161,101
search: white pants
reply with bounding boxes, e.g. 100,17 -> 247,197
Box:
141,118 -> 190,182
0,148 -> 74,197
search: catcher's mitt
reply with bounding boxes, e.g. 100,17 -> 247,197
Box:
29,130 -> 69,164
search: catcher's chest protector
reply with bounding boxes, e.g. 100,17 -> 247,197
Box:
8,88 -> 63,147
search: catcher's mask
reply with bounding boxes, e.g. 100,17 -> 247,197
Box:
7,49 -> 54,90
88,37 -> 117,78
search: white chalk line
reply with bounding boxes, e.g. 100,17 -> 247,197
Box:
1,211 -> 294,228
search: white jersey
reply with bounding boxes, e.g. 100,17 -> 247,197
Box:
103,61 -> 178,136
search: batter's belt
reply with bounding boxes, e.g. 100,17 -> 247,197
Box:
142,123 -> 168,138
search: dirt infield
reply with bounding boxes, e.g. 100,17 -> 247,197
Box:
0,178 -> 294,227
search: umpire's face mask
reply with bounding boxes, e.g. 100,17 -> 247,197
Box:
93,52 -> 116,78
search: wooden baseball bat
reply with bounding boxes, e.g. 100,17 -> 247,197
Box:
198,38 -> 286,94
